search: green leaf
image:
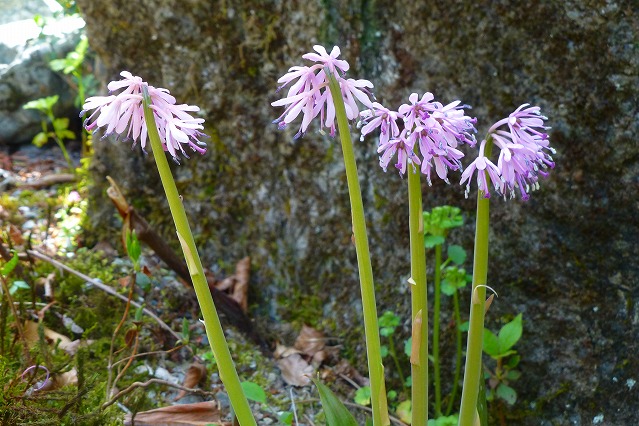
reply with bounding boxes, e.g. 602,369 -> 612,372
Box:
1,251 -> 19,277
354,386 -> 371,406
312,378 -> 358,426
387,389 -> 397,401
60,129 -> 76,140
52,117 -> 69,132
425,235 -> 445,248
429,414 -> 459,426
396,400 -> 412,424
135,273 -> 151,291
505,354 -> 521,369
134,305 -> 144,322
241,381 -> 267,404
9,280 -> 30,295
506,369 -> 522,381
482,329 -> 500,357
498,314 -> 523,353
23,95 -> 58,112
126,229 -> 142,267
496,383 -> 517,405
278,411 -> 293,425
404,337 -> 412,357
32,132 -> 49,147
380,345 -> 389,358
440,279 -> 457,296
458,321 -> 469,332
378,311 -> 400,328
447,245 -> 466,265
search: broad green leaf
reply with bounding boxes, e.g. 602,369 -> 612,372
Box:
240,381 -> 267,404
440,279 -> 457,296
278,411 -> 293,425
496,383 -> 517,405
498,314 -> 523,353
60,129 -> 76,140
425,235 -> 445,248
354,386 -> 371,406
428,414 -> 459,426
135,273 -> 151,291
387,390 -> 397,400
52,117 -> 69,132
380,345 -> 389,358
447,245 -> 466,265
32,132 -> 49,147
482,329 -> 500,357
458,321 -> 469,332
23,95 -> 58,112
312,379 -> 358,426
378,311 -> 400,328
1,251 -> 19,277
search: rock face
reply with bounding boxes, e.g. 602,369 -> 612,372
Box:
0,1 -> 85,145
78,1 -> 638,424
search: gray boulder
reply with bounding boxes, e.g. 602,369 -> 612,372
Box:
0,2 -> 84,146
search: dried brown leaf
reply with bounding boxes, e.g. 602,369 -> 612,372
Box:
174,362 -> 207,401
124,401 -> 228,426
231,257 -> 250,313
277,353 -> 314,387
273,342 -> 301,359
294,324 -> 325,357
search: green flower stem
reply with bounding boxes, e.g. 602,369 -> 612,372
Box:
325,71 -> 389,426
388,336 -> 406,388
433,242 -> 443,417
408,166 -> 428,426
141,87 -> 256,426
458,138 -> 493,426
446,286 -> 463,416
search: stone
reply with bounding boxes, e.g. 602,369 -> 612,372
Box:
77,1 -> 639,424
0,1 -> 85,145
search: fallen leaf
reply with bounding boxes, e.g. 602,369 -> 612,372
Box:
214,276 -> 235,291
9,223 -> 24,245
277,353 -> 314,387
294,324 -> 325,357
174,362 -> 207,401
24,320 -> 72,349
231,257 -> 250,313
273,342 -> 301,359
124,401 -> 229,426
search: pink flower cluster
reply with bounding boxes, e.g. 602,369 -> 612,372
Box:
82,71 -> 207,162
360,92 -> 477,184
271,46 -> 374,139
460,104 -> 555,200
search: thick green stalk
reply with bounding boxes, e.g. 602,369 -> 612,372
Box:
141,88 -> 256,426
325,71 -> 389,426
433,243 -> 442,417
458,139 -> 493,426
408,166 -> 428,426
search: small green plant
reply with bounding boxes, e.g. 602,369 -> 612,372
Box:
241,381 -> 295,425
49,35 -> 96,155
483,314 -> 523,406
22,95 -> 75,172
423,205 -> 469,418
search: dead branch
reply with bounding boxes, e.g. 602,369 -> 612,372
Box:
106,177 -> 266,350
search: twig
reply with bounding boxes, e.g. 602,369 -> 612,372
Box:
102,378 -> 216,410
26,249 -> 180,341
110,345 -> 185,369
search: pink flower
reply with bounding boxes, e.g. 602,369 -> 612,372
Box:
82,71 -> 207,162
272,46 -> 374,139
460,139 -> 504,198
378,129 -> 421,176
362,92 -> 476,183
461,104 -> 554,200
